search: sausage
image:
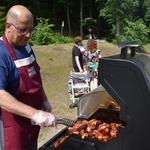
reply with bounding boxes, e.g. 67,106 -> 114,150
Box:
82,133 -> 88,139
94,130 -> 103,140
110,123 -> 117,130
67,119 -> 121,143
103,135 -> 111,141
102,127 -> 110,135
53,141 -> 59,148
97,122 -> 109,132
80,129 -> 85,135
110,129 -> 117,138
90,119 -> 102,126
86,126 -> 92,132
59,137 -> 66,143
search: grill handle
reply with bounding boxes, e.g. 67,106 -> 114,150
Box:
69,101 -> 78,109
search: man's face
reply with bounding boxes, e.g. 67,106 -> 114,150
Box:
6,19 -> 34,46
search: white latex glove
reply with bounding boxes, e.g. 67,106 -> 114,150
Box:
31,110 -> 56,127
42,100 -> 52,112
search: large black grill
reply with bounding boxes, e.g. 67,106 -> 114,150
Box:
39,50 -> 150,150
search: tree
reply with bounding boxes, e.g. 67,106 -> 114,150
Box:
116,19 -> 150,44
99,0 -> 139,37
0,6 -> 6,36
143,0 -> 150,23
80,0 -> 83,37
56,0 -> 75,35
1,0 -> 150,44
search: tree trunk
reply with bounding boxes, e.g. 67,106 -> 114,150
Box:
32,0 -> 37,16
89,0 -> 92,17
116,15 -> 120,35
80,0 -> 83,38
53,0 -> 56,22
67,4 -> 71,35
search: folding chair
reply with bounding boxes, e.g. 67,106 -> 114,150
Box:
68,71 -> 90,102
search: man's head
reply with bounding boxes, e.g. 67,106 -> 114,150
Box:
5,5 -> 35,46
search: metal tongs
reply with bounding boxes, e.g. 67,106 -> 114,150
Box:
56,118 -> 87,131
56,118 -> 76,127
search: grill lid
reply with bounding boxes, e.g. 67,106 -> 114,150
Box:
98,54 -> 150,116
77,85 -> 120,119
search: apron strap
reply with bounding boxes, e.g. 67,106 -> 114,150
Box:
2,34 -> 18,61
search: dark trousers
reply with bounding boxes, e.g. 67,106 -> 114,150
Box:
74,66 -> 79,72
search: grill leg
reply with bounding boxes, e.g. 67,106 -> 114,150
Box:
120,47 -> 127,58
130,47 -> 136,57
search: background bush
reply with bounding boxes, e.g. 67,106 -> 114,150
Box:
29,18 -> 73,45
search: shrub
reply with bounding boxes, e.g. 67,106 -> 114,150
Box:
29,18 -> 73,45
0,6 -> 6,36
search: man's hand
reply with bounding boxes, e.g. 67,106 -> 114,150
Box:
31,110 -> 56,127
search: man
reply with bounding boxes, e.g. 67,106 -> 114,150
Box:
0,5 -> 56,150
72,36 -> 85,72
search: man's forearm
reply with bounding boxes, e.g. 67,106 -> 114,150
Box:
0,90 -> 37,119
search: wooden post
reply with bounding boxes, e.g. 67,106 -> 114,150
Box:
61,21 -> 64,36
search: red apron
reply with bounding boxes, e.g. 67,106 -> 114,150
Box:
1,34 -> 44,150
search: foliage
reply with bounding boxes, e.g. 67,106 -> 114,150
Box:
99,0 -> 139,35
29,17 -> 55,45
115,19 -> 150,45
82,17 -> 97,26
1,0 -> 150,45
29,18 -> 73,45
0,6 -> 6,36
143,0 -> 150,21
99,0 -> 139,24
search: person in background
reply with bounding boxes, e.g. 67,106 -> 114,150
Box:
84,39 -> 102,91
0,5 -> 56,150
72,36 -> 85,72
78,42 -> 85,58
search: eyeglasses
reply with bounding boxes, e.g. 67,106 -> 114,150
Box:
10,23 -> 36,35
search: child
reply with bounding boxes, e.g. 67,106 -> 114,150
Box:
72,36 -> 84,72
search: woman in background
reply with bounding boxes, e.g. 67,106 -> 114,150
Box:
84,39 -> 102,91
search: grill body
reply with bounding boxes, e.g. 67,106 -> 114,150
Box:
97,54 -> 150,150
39,53 -> 150,150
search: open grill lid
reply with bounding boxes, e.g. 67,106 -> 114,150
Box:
77,85 -> 120,119
98,54 -> 150,119
99,53 -> 150,150
77,54 -> 150,119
